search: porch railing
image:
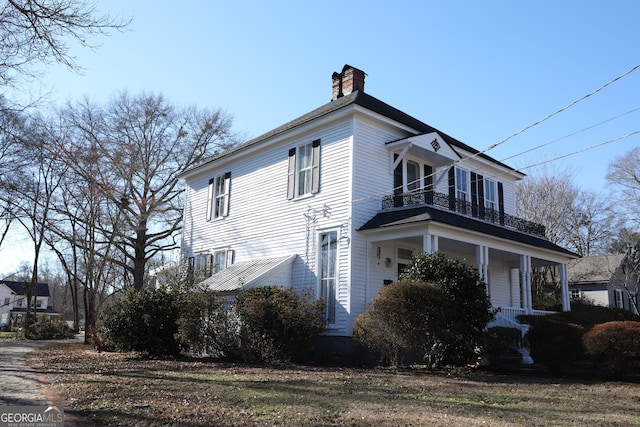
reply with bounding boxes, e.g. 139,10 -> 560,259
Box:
381,190 -> 546,238
494,306 -> 557,325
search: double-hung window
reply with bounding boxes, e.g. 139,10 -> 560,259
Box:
455,167 -> 469,201
319,231 -> 337,324
207,172 -> 231,220
287,139 -> 320,199
484,179 -> 497,211
190,253 -> 213,277
188,249 -> 234,277
213,250 -> 232,274
614,288 -> 624,309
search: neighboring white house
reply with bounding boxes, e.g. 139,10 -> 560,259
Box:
0,280 -> 58,330
569,254 -> 639,314
179,64 -> 578,360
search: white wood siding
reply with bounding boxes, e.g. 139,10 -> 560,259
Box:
183,118 -> 354,334
349,116 -> 412,331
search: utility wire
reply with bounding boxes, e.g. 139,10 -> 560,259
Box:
499,106 -> 640,163
349,129 -> 640,206
460,63 -> 640,165
350,64 -> 640,204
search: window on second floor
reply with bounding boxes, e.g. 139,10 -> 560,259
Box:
3,297 -> 9,306
406,161 -> 420,192
207,172 -> 231,221
455,167 -> 469,201
287,139 -> 320,199
484,179 -> 497,210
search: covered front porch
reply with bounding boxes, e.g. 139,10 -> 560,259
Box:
362,232 -> 572,315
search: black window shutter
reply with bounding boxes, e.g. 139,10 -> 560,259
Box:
424,165 -> 433,204
470,172 -> 478,217
448,167 -> 456,211
222,172 -> 231,217
311,139 -> 321,194
393,154 -> 403,207
206,178 -> 214,221
498,182 -> 505,225
477,174 -> 485,219
287,148 -> 296,199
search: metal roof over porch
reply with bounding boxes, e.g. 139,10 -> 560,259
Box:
197,255 -> 296,293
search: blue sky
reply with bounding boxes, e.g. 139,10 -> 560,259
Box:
2,0 -> 639,274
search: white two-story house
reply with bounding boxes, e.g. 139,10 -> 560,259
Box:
180,65 -> 577,359
0,280 -> 57,330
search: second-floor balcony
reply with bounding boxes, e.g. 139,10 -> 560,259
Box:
382,190 -> 546,239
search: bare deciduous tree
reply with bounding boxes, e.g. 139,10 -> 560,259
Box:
3,114 -> 68,323
516,165 -> 620,308
0,0 -> 128,88
607,146 -> 640,227
61,92 -> 233,290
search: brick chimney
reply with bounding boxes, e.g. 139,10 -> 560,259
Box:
331,64 -> 366,100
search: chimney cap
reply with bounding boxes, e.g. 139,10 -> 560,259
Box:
341,64 -> 366,75
332,64 -> 367,101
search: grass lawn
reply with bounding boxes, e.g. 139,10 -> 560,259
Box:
28,343 -> 640,426
0,331 -> 18,342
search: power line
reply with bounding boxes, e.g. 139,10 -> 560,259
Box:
457,63 -> 640,166
515,130 -> 640,174
349,129 -> 640,206
499,106 -> 640,163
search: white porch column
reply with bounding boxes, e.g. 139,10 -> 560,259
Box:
559,262 -> 571,312
476,245 -> 489,294
519,255 -> 533,314
422,233 -> 438,253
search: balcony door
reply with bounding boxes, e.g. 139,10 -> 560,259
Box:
393,155 -> 433,208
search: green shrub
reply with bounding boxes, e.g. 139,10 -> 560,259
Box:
99,287 -> 181,357
354,280 -> 449,367
235,286 -> 325,364
355,252 -> 494,368
543,300 -> 639,329
177,288 -> 241,359
23,319 -> 75,340
583,321 -> 640,377
523,316 -> 585,374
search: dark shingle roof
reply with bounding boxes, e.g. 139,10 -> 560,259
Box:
358,205 -> 577,256
1,280 -> 50,297
183,90 -> 519,176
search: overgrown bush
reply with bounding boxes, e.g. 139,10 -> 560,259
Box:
177,288 -> 241,359
353,280 -> 449,367
523,316 -> 585,374
235,286 -> 325,364
99,287 -> 181,357
22,319 -> 75,340
354,252 -> 494,368
583,321 -> 640,377
546,299 -> 639,329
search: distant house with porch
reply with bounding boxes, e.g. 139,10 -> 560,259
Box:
0,280 -> 58,330
179,64 -> 579,363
